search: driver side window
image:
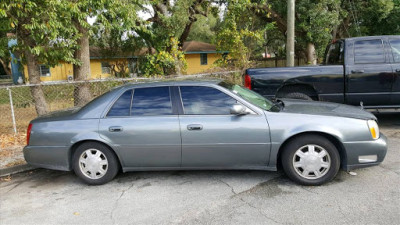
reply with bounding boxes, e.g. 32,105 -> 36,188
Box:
179,86 -> 237,115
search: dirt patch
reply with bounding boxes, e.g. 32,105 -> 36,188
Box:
0,133 -> 26,149
0,145 -> 25,169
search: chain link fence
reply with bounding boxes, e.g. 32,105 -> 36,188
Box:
0,71 -> 242,136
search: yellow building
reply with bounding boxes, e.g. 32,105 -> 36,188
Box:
23,41 -> 226,82
182,41 -> 226,74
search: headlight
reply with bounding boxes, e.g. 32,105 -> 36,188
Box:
367,120 -> 380,140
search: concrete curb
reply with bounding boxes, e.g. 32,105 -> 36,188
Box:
0,164 -> 37,177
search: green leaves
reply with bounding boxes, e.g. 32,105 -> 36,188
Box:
216,0 -> 274,69
140,38 -> 187,76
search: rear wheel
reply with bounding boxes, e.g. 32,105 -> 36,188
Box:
73,142 -> 119,185
281,135 -> 340,185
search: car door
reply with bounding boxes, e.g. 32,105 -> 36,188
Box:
177,85 -> 271,168
98,86 -> 182,168
389,38 -> 400,105
346,38 -> 394,106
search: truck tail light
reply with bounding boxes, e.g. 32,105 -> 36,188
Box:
244,74 -> 251,89
27,123 -> 32,145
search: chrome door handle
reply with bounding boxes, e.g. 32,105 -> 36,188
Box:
351,69 -> 364,74
187,124 -> 203,131
109,126 -> 123,132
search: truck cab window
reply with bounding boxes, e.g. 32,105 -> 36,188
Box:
324,41 -> 344,65
389,39 -> 400,63
354,39 -> 385,64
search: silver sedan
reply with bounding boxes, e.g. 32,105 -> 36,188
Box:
24,81 -> 387,185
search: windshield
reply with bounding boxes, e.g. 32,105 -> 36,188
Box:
218,81 -> 278,111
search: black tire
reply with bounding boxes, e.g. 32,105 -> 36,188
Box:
73,142 -> 119,185
281,92 -> 312,100
281,135 -> 340,186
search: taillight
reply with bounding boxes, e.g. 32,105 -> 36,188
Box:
27,123 -> 32,145
244,74 -> 251,89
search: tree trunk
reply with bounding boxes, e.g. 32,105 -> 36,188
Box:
73,22 -> 92,106
0,58 -> 12,75
332,26 -> 338,41
178,19 -> 195,48
306,43 -> 317,65
25,50 -> 48,115
174,54 -> 182,75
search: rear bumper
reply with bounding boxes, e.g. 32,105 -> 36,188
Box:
342,133 -> 387,171
23,146 -> 71,171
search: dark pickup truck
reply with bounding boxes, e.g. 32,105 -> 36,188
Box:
245,35 -> 400,109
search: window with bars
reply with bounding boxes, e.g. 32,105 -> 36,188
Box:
39,65 -> 51,77
200,53 -> 208,65
101,62 -> 111,74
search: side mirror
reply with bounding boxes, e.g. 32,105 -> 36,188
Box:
230,104 -> 249,115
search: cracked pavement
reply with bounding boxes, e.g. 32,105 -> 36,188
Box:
1,113 -> 399,225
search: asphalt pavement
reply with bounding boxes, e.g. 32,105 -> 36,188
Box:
1,113 -> 399,225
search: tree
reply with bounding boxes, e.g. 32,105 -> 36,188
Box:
1,0 -> 78,115
187,12 -> 220,44
138,0 -> 218,75
0,17 -> 12,75
63,0 -> 144,105
216,0 -> 275,69
90,3 -> 146,78
334,0 -> 400,38
258,0 -> 341,64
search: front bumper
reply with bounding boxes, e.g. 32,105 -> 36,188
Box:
23,146 -> 71,171
342,133 -> 387,171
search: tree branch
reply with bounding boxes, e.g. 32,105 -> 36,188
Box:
0,58 -> 12,75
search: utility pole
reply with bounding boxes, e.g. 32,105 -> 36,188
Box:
286,0 -> 295,67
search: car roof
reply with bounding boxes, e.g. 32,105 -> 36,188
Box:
343,35 -> 400,42
121,79 -> 222,89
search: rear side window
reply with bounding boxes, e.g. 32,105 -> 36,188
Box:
389,39 -> 400,63
324,41 -> 344,65
179,86 -> 237,115
131,87 -> 172,116
107,90 -> 132,117
354,39 -> 385,64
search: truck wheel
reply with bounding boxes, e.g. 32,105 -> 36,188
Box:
73,142 -> 120,185
281,92 -> 312,100
281,135 -> 340,186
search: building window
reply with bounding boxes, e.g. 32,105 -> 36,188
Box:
39,65 -> 51,77
200,53 -> 208,65
101,62 -> 111,74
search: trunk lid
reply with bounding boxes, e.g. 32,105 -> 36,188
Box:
31,107 -> 81,123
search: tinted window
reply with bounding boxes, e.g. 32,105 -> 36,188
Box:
390,39 -> 400,63
354,39 -> 385,64
324,41 -> 344,65
107,90 -> 132,117
200,53 -> 208,65
180,86 -> 237,115
131,87 -> 172,116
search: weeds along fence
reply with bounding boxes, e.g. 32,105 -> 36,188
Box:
0,71 -> 242,135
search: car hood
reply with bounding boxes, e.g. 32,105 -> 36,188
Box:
280,99 -> 376,120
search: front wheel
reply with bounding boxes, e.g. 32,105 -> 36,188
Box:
73,142 -> 119,185
281,135 -> 340,185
